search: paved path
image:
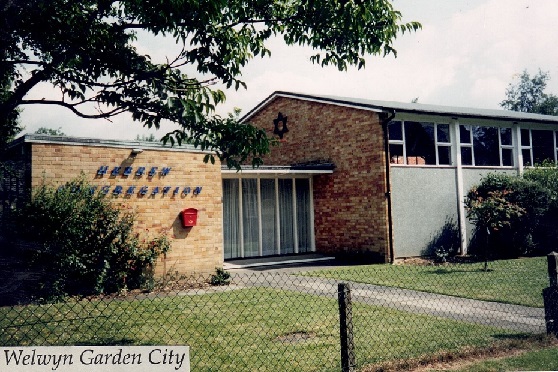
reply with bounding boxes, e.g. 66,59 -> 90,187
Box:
228,264 -> 546,334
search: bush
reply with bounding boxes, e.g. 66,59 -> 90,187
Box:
465,171 -> 555,258
15,177 -> 170,301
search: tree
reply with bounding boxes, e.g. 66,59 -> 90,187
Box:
500,69 -> 558,116
136,134 -> 157,142
1,0 -> 420,167
35,127 -> 66,136
0,75 -> 23,148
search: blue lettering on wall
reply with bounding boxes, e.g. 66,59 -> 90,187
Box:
97,166 -> 108,175
111,166 -> 121,176
91,164 -> 204,198
113,185 -> 123,195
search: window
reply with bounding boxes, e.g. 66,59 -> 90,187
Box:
388,121 -> 452,165
459,125 -> 514,166
521,129 -> 556,166
223,177 -> 313,259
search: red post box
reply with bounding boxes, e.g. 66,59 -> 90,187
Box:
180,208 -> 198,227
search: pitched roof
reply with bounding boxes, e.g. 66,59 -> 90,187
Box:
241,91 -> 558,125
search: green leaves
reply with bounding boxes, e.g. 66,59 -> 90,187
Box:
16,177 -> 170,301
500,69 -> 558,115
2,0 -> 420,166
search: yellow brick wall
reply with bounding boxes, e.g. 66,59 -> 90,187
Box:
247,96 -> 391,261
30,143 -> 223,276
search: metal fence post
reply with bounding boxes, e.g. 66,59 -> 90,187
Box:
543,252 -> 558,336
338,283 -> 356,371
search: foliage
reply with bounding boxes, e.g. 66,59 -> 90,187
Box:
35,127 -> 66,136
1,0 -> 420,168
0,74 -> 23,149
465,172 -> 556,258
15,177 -> 170,300
210,267 -> 231,286
135,133 -> 157,142
500,69 -> 558,115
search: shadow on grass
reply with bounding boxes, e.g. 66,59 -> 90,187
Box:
74,338 -> 139,346
425,267 -> 494,275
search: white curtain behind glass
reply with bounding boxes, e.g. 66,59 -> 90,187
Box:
278,179 -> 295,254
260,179 -> 277,256
296,179 -> 311,253
242,179 -> 259,257
223,179 -> 240,259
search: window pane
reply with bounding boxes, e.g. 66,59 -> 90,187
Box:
404,121 -> 436,165
521,129 -> 531,147
461,147 -> 473,165
532,130 -> 555,164
388,121 -> 403,141
296,179 -> 311,253
223,179 -> 240,259
389,144 -> 404,164
242,179 -> 259,257
260,179 -> 277,256
522,149 -> 532,166
460,125 -> 472,144
500,128 -> 513,146
437,124 -> 450,143
472,126 -> 499,166
437,146 -> 451,165
501,148 -> 514,166
278,179 -> 295,254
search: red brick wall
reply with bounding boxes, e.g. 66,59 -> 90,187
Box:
247,96 -> 390,261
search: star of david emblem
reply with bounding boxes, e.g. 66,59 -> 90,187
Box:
273,112 -> 289,139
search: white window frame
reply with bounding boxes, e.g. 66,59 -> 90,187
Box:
388,120 -> 453,166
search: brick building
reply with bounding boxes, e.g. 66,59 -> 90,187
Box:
234,91 -> 558,262
4,91 -> 558,274
2,136 -> 223,275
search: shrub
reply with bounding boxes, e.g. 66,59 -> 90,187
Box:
465,172 -> 554,258
210,268 -> 231,286
15,177 -> 170,301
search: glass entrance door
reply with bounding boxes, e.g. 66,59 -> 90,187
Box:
223,177 -> 313,259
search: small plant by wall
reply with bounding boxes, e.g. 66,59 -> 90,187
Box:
14,177 -> 170,301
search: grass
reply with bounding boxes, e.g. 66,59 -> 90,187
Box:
304,257 -> 548,307
453,345 -> 558,371
0,288 -> 524,371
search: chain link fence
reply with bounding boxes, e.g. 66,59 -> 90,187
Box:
0,256 -> 552,371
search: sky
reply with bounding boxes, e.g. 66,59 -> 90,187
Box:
18,0 -> 558,141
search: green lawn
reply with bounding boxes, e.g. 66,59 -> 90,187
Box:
0,288 -> 523,371
451,345 -> 558,372
304,257 -> 548,307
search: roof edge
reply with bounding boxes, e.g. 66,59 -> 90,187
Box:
240,91 -> 558,125
239,91 -> 386,123
8,134 -> 211,153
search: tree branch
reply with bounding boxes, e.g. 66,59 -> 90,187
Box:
20,99 -> 127,119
